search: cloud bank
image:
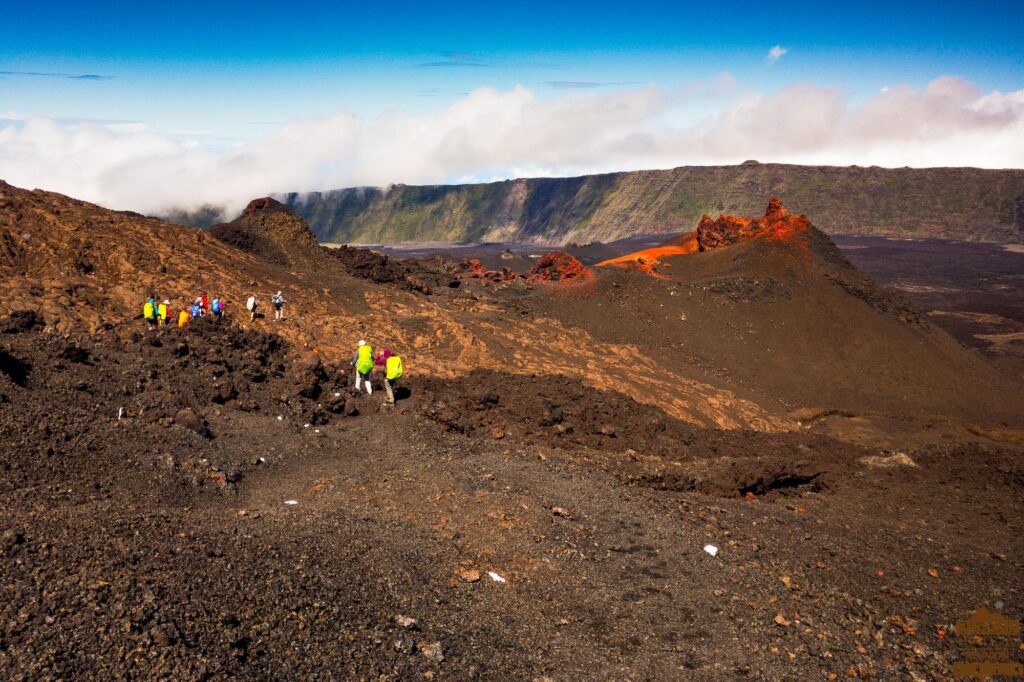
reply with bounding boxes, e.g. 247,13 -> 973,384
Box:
0,76 -> 1022,216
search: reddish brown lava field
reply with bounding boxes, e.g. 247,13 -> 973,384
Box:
1,184 -> 1022,679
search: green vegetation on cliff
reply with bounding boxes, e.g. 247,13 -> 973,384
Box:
279,163 -> 1024,245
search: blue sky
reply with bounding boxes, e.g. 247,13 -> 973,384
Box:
4,1 -> 1022,139
1,1 -> 1023,211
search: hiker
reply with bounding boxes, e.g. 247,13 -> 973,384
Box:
199,292 -> 209,312
271,291 -> 286,321
246,294 -> 258,321
177,308 -> 190,328
351,340 -> 374,394
190,300 -> 203,319
376,349 -> 404,406
211,295 -> 223,320
158,299 -> 170,325
143,296 -> 158,329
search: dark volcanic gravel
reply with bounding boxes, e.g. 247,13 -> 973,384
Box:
1,319 -> 1022,679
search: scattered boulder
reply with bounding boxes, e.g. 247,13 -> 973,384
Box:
394,635 -> 416,654
291,351 -> 327,400
0,310 -> 42,334
395,615 -> 418,630
307,404 -> 329,425
174,408 -> 212,439
57,343 -> 90,364
860,452 -> 917,468
149,623 -> 179,648
2,529 -> 26,553
540,404 -> 563,426
420,642 -> 445,663
212,381 -> 238,405
326,391 -> 358,416
0,348 -> 31,386
457,567 -> 481,582
405,275 -> 431,295
476,391 -> 500,410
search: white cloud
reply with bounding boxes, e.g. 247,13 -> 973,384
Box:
767,45 -> 788,64
0,76 -> 1022,216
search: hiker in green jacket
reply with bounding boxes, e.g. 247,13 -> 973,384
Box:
351,340 -> 374,395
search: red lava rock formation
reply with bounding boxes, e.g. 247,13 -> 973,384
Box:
526,251 -> 591,283
461,258 -> 487,277
459,258 -> 518,282
696,198 -> 809,252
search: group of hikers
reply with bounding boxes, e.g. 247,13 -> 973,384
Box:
143,291 -> 288,327
143,292 -> 224,328
352,339 -> 404,407
246,292 -> 287,321
141,292 -> 405,406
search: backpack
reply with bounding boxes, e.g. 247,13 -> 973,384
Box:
143,301 -> 155,319
246,296 -> 256,311
212,298 -> 222,313
356,345 -> 374,374
385,355 -> 403,381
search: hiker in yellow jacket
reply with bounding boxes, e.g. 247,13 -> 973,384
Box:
143,296 -> 158,329
351,340 -> 374,395
375,349 -> 404,406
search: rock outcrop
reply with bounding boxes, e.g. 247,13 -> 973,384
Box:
326,244 -> 432,293
455,252 -> 591,284
696,198 -> 809,252
526,252 -> 591,283
209,197 -> 321,267
458,258 -> 518,283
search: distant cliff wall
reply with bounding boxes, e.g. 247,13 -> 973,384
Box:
278,163 -> 1024,245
